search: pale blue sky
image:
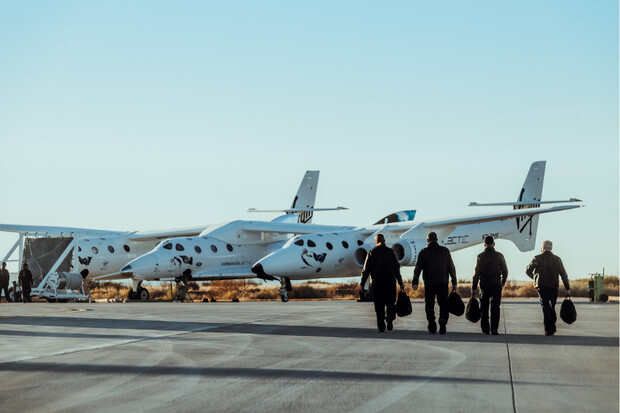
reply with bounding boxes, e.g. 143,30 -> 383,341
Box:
0,1 -> 617,281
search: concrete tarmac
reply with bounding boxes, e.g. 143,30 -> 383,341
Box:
0,299 -> 617,412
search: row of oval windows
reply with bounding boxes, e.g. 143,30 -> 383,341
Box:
82,245 -> 132,255
161,242 -> 234,254
294,239 -> 364,250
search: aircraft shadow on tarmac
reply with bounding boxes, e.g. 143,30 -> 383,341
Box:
1,316 -> 618,347
0,360 -> 587,387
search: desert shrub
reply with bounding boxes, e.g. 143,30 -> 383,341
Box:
328,282 -> 360,298
187,281 -> 200,291
253,287 -> 279,300
291,285 -> 327,299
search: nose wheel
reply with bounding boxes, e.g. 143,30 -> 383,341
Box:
279,277 -> 292,302
127,281 -> 149,301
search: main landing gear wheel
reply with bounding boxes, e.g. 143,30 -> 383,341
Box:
280,290 -> 289,302
127,289 -> 136,300
137,287 -> 149,301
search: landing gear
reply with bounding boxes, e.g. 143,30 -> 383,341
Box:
174,272 -> 190,302
128,280 -> 149,301
279,277 -> 292,302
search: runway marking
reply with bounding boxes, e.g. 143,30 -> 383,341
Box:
502,305 -> 518,413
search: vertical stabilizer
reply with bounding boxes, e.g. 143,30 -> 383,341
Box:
505,161 -> 545,251
290,171 -> 319,224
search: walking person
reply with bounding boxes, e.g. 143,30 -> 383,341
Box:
526,240 -> 571,336
471,236 -> 508,335
412,232 -> 457,334
0,262 -> 11,302
361,234 -> 405,332
19,263 -> 33,303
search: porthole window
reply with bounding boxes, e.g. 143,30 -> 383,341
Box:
123,245 -> 130,252
342,241 -> 349,249
326,242 -> 333,250
227,244 -> 233,252
357,240 -> 363,246
108,245 -> 115,253
307,240 -> 316,247
194,246 -> 202,253
163,243 -> 172,250
175,244 -> 184,251
211,245 -> 218,253
92,247 -> 99,254
294,239 -> 304,246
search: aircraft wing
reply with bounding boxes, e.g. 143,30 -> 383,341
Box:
239,222 -> 356,235
126,226 -> 211,242
91,272 -> 128,281
399,204 -> 583,239
0,224 -> 125,237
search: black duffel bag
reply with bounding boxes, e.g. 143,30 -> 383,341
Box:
465,297 -> 481,323
396,290 -> 412,317
560,296 -> 577,324
448,290 -> 465,316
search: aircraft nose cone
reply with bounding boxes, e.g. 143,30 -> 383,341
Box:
251,263 -> 274,280
120,264 -> 133,276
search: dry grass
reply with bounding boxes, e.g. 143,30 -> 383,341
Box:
86,276 -> 619,301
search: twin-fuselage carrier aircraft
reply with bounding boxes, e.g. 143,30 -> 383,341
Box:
125,161 -> 582,301
0,171 -> 346,301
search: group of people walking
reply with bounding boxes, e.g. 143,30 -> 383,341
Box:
361,232 -> 571,336
0,262 -> 34,303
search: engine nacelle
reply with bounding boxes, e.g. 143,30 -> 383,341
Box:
353,244 -> 374,268
392,239 -> 423,267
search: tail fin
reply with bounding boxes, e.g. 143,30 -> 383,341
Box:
289,171 -> 319,223
505,161 -> 546,251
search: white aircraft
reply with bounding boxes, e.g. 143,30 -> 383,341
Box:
116,208 -> 414,301
251,161 -> 583,297
0,171 -> 338,300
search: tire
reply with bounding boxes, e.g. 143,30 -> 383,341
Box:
127,289 -> 135,300
138,287 -> 149,301
600,294 -> 609,303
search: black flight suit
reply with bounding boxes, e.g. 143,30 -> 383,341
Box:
526,251 -> 570,334
473,246 -> 508,333
413,241 -> 457,325
361,244 -> 404,332
0,267 -> 10,302
19,268 -> 33,302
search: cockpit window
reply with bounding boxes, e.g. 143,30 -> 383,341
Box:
175,244 -> 184,251
307,240 -> 316,247
163,243 -> 172,250
294,239 -> 304,246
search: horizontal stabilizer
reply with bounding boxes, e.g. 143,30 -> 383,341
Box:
400,204 -> 583,240
469,198 -> 582,207
248,207 -> 348,213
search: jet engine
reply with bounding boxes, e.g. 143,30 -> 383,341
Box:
392,239 -> 423,267
353,244 -> 374,268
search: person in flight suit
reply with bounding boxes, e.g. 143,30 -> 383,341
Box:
19,263 -> 34,303
412,232 -> 457,335
361,233 -> 404,332
0,262 -> 11,302
472,236 -> 509,335
526,240 -> 571,336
